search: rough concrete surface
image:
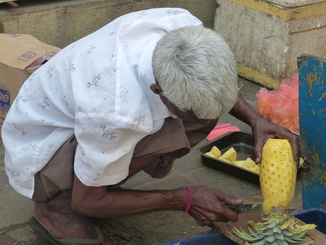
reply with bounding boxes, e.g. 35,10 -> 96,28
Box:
0,79 -> 303,245
215,0 -> 326,87
0,0 -> 216,48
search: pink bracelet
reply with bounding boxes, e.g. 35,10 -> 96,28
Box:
183,186 -> 192,214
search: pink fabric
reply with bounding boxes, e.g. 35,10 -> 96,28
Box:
205,123 -> 241,141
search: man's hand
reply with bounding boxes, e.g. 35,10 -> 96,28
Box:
188,186 -> 243,226
251,115 -> 300,164
229,95 -> 300,164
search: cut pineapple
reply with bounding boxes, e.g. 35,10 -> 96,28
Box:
233,157 -> 256,169
248,164 -> 260,174
210,146 -> 221,158
219,147 -> 237,163
205,147 -> 259,173
260,139 -> 297,212
205,151 -> 215,158
233,160 -> 247,167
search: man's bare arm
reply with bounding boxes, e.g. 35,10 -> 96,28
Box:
71,174 -> 186,217
71,173 -> 242,226
229,94 -> 260,127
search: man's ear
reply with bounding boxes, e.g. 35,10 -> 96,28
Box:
150,83 -> 163,94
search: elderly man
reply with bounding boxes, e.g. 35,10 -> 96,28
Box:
2,8 -> 299,245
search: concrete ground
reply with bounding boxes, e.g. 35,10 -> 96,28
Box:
0,78 -> 303,245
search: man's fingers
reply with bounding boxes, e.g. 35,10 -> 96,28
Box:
217,192 -> 243,206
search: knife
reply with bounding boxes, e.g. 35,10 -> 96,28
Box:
225,204 -> 283,214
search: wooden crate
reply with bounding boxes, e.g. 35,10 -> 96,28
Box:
215,0 -> 326,89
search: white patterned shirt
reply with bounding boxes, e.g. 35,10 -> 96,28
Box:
2,8 -> 202,198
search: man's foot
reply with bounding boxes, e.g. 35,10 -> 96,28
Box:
33,190 -> 115,245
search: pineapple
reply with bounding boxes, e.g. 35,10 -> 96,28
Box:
205,151 -> 215,158
205,146 -> 259,172
260,139 -> 297,212
248,164 -> 260,174
232,213 -> 316,245
233,157 -> 256,169
210,146 -> 222,158
232,139 -> 317,244
205,146 -> 221,158
219,147 -> 237,163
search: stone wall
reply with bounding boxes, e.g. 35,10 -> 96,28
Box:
0,0 -> 216,48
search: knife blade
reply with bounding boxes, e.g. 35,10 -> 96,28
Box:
225,204 -> 283,214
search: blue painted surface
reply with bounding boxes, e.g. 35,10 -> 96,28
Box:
291,208 -> 326,234
298,55 -> 326,209
162,233 -> 237,245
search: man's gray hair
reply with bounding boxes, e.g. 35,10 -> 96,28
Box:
152,25 -> 238,119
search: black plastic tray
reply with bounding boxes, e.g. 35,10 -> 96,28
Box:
199,131 -> 259,185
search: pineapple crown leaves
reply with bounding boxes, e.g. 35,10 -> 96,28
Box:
232,213 -> 316,245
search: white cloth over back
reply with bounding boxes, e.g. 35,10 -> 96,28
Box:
2,8 -> 202,198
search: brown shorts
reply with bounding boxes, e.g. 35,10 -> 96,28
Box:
32,117 -> 217,202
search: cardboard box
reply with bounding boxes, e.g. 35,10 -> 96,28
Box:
0,33 -> 61,134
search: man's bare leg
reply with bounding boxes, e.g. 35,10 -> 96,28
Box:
32,155 -> 163,244
34,190 -> 115,245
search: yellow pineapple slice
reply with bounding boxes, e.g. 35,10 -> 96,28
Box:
260,139 -> 297,212
205,146 -> 222,159
248,164 -> 260,174
205,151 -> 215,158
233,160 -> 247,167
210,146 -> 222,158
233,157 -> 256,168
218,147 -> 237,163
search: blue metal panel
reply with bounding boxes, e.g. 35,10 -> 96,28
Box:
298,55 -> 326,209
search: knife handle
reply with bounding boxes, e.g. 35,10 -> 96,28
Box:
224,204 -> 240,213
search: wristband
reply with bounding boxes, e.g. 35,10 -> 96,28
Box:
183,186 -> 192,214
